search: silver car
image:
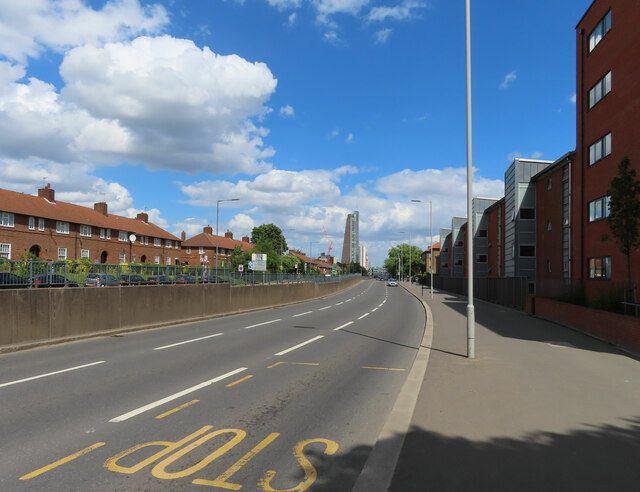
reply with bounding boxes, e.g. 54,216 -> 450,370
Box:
84,273 -> 120,287
387,278 -> 398,287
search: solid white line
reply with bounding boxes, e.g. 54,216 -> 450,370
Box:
335,302 -> 343,306
358,313 -> 370,320
245,319 -> 282,329
274,336 -> 324,356
0,361 -> 106,389
372,307 -> 379,312
333,321 -> 354,331
109,367 -> 247,423
154,333 -> 223,351
318,306 -> 331,311
292,311 -> 313,318
378,303 -> 384,307
345,299 -> 352,303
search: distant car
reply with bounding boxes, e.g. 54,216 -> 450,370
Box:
174,274 -> 196,284
387,278 -> 398,287
119,274 -> 147,286
147,275 -> 173,285
31,274 -> 79,288
0,272 -> 30,289
201,275 -> 228,284
84,273 -> 120,287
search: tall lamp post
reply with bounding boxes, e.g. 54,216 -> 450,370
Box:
280,228 -> 295,280
398,232 -> 408,282
465,0 -> 475,358
216,198 -> 240,282
412,199 -> 433,299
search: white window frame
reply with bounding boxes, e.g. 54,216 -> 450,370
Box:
166,256 -> 171,265
199,247 -> 204,255
154,238 -> 161,247
588,196 -> 611,222
1,212 -> 15,228
144,236 -> 149,245
589,10 -> 611,52
186,247 -> 192,254
0,243 -> 11,259
100,228 -> 105,239
106,229 -> 111,240
29,216 -> 35,230
119,230 -> 128,242
166,239 -> 172,249
120,252 -> 126,263
589,133 -> 612,165
38,218 -> 45,231
588,71 -> 611,109
81,249 -> 90,259
58,247 -> 67,260
154,255 -> 160,264
80,225 -> 92,237
56,221 -> 69,234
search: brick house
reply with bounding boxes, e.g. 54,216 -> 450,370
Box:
0,185 -> 182,264
181,227 -> 253,267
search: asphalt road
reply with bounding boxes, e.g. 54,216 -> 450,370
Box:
0,279 -> 425,491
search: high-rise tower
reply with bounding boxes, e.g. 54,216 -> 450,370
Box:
341,211 -> 360,264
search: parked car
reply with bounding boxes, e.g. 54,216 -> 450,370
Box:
387,278 -> 398,287
119,274 -> 147,286
84,273 -> 120,287
201,275 -> 228,284
147,275 -> 173,285
174,274 -> 196,284
0,272 -> 30,289
31,274 -> 79,288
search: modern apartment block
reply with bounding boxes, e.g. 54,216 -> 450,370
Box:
438,228 -> 451,277
472,197 -> 500,277
450,217 -> 467,278
341,211 -> 360,265
485,198 -> 505,278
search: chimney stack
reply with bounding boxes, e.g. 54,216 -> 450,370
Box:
136,212 -> 149,223
242,235 -> 250,243
225,230 -> 233,239
94,202 -> 108,216
203,225 -> 213,235
181,231 -> 186,241
38,183 -> 55,202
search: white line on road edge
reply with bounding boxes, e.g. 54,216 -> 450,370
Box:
154,333 -> 223,351
0,361 -> 106,389
245,319 -> 282,329
274,336 -> 324,356
358,313 -> 370,320
372,308 -> 379,312
333,321 -> 354,331
345,299 -> 352,303
109,367 -> 247,423
318,306 -> 331,311
292,311 -> 313,318
335,302 -> 343,306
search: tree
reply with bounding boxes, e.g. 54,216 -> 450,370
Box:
251,224 -> 287,255
606,155 -> 640,288
384,243 -> 424,279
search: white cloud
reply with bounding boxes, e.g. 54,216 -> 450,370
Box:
531,151 -> 543,159
268,0 -> 303,10
287,12 -> 297,26
500,71 -> 517,89
0,0 -> 168,64
315,0 -> 370,17
228,213 -> 256,234
331,128 -> 340,137
367,1 -> 425,22
172,217 -> 209,238
279,104 -> 295,117
374,28 -> 392,45
570,93 -> 576,104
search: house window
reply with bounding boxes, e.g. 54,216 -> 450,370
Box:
520,208 -> 535,219
100,228 -> 105,239
588,71 -> 611,109
38,218 -> 45,231
0,243 -> 11,259
131,254 -> 136,262
80,225 -> 91,237
81,249 -> 90,259
589,10 -> 611,52
199,247 -> 204,254
589,133 -> 611,165
166,239 -> 172,249
58,248 -> 67,260
589,256 -> 611,279
166,256 -> 171,265
547,220 -> 552,231
56,221 -> 69,234
520,245 -> 535,257
1,212 -> 15,227
29,216 -> 35,230
154,238 -> 161,247
144,236 -> 149,245
186,247 -> 192,254
476,254 -> 487,263
119,230 -> 128,241
547,178 -> 552,190
154,255 -> 160,264
588,196 -> 611,222
106,229 -> 111,240
120,253 -> 126,263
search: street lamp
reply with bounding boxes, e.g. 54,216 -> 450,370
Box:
412,199 -> 433,299
280,228 -> 295,279
398,232 -> 408,282
465,0 -> 475,358
216,198 -> 240,282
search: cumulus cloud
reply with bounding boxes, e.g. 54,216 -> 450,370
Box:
346,133 -> 354,143
279,104 -> 295,117
316,0 -> 370,17
500,71 -> 517,89
0,0 -> 168,64
374,28 -> 392,44
570,93 -> 576,104
268,0 -> 303,10
228,213 -> 256,234
367,1 -> 425,22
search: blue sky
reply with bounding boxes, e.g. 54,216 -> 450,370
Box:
0,0 -> 591,266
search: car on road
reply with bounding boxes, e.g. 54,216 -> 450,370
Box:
174,274 -> 197,284
0,272 -> 30,289
387,278 -> 398,287
84,273 -> 120,287
31,274 -> 79,288
201,275 -> 229,284
147,274 -> 173,285
118,274 -> 147,286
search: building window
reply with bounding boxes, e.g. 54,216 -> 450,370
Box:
478,230 -> 487,238
547,261 -> 551,273
547,178 -> 552,190
154,238 -> 161,247
588,71 -> 611,109
588,196 -> 611,222
144,236 -> 149,245
80,225 -> 92,237
199,247 -> 204,254
81,249 -> 90,259
106,229 -> 111,240
120,253 -> 126,263
589,133 -> 611,165
547,220 -> 552,231
476,254 -> 487,263
131,254 -> 136,262
589,257 -> 611,279
1,212 -> 15,227
38,218 -> 45,231
455,240 -> 463,247
454,259 -> 463,266
166,239 -> 172,248
520,208 -> 535,219
520,245 -> 535,257
58,248 -> 67,260
119,230 -> 128,241
29,216 -> 35,230
56,221 -> 69,234
0,243 -> 11,259
589,10 -> 611,52
100,228 -> 105,239
186,247 -> 192,254
166,256 -> 171,265
154,255 -> 160,264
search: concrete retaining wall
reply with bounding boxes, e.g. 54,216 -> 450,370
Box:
0,278 -> 362,350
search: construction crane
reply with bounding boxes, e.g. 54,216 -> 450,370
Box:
323,225 -> 333,264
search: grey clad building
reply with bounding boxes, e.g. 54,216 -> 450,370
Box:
438,228 -> 451,277
451,217 -> 467,278
341,211 -> 360,264
472,197 -> 500,277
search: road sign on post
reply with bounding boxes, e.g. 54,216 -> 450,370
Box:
251,254 -> 267,271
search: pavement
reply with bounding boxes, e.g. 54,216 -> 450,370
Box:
356,281 -> 640,492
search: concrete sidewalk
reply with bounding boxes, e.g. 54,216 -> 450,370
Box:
389,283 -> 640,491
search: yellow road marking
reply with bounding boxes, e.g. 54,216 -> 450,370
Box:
155,400 -> 199,419
20,442 -> 105,480
267,361 -> 285,369
361,366 -> 406,371
267,362 -> 319,369
226,375 -> 253,387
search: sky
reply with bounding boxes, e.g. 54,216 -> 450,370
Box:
0,0 -> 592,266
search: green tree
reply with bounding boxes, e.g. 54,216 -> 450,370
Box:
251,224 -> 287,255
384,243 -> 424,279
229,245 -> 251,271
606,155 -> 640,288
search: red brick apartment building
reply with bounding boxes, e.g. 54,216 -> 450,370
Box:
421,242 -> 440,275
0,185 -> 182,264
574,0 -> 639,296
485,198 -> 505,278
181,227 -> 253,267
